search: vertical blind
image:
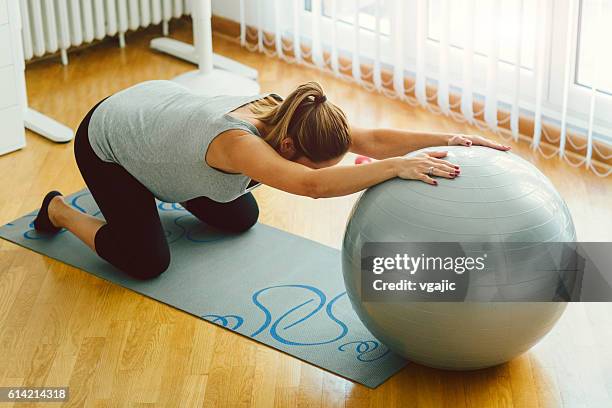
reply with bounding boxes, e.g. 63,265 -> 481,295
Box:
237,0 -> 610,177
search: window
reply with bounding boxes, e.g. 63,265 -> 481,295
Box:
299,0 -> 612,136
427,0 -> 537,70
306,0 -> 393,36
575,0 -> 612,95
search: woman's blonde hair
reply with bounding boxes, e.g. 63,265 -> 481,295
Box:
250,81 -> 351,162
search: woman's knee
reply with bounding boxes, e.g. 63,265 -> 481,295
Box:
125,250 -> 171,280
229,205 -> 259,232
231,194 -> 259,232
95,225 -> 171,279
184,193 -> 259,233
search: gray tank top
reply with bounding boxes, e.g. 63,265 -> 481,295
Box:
88,80 -> 280,203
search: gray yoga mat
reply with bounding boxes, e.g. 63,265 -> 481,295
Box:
0,189 -> 406,388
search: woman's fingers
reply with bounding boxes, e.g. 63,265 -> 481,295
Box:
456,136 -> 472,147
472,136 -> 511,151
449,135 -> 473,147
430,165 -> 458,179
435,166 -> 458,178
450,134 -> 512,151
418,163 -> 458,184
427,162 -> 456,175
430,157 -> 459,170
482,139 -> 511,151
399,154 -> 459,186
425,152 -> 459,171
418,174 -> 437,185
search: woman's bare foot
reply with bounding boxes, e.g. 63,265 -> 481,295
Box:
47,195 -> 68,228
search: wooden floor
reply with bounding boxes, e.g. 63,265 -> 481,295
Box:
1,19 -> 611,408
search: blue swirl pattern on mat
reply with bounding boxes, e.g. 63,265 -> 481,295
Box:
250,285 -> 348,346
338,341 -> 391,362
201,314 -> 244,330
202,284 -> 390,362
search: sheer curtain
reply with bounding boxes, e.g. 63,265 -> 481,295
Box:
236,0 -> 611,177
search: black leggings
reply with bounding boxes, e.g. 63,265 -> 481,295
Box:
74,99 -> 259,280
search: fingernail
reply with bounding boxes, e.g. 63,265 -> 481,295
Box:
433,181 -> 438,185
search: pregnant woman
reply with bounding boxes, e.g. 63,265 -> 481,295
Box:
33,80 -> 509,280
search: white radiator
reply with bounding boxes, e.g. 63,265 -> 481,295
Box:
19,0 -> 193,65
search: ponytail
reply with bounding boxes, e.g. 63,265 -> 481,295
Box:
250,81 -> 351,162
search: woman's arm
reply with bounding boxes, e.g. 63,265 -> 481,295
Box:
350,127 -> 511,159
221,132 -> 459,198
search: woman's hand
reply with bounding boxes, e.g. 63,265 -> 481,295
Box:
396,151 -> 459,186
448,134 -> 511,151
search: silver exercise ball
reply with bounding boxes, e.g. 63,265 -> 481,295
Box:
342,146 -> 576,370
